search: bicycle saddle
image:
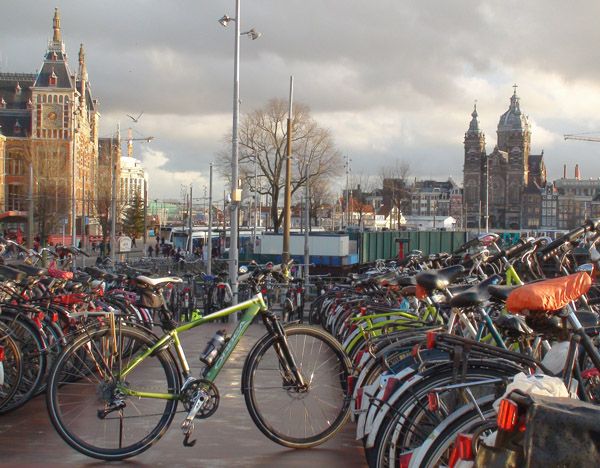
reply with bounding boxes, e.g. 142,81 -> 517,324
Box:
13,263 -> 47,277
416,265 -> 465,292
137,275 -> 183,288
397,275 -> 417,287
488,284 -> 522,302
494,314 -> 533,336
0,264 -> 27,282
449,275 -> 503,308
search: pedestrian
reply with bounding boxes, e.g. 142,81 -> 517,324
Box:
91,241 -> 97,253
132,236 -> 137,248
148,245 -> 154,257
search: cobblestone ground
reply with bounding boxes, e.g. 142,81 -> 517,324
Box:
0,323 -> 366,468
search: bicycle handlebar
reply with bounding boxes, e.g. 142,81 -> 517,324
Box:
538,219 -> 598,261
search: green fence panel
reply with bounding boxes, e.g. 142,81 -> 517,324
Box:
429,231 -> 441,254
383,232 -> 391,259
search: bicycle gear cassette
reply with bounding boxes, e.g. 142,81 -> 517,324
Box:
181,379 -> 219,419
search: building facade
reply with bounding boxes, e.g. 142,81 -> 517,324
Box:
0,9 -> 99,239
463,88 -> 546,229
120,156 -> 148,206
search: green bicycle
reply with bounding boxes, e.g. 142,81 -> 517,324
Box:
45,267 -> 351,461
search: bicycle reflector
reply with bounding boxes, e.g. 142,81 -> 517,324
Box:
355,387 -> 364,411
427,392 -> 439,412
0,345 -> 4,362
347,375 -> 356,396
497,398 -> 519,432
426,331 -> 437,349
448,433 -> 474,468
382,377 -> 400,402
398,451 -> 413,468
415,284 -> 428,300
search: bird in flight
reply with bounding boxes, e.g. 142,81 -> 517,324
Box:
127,111 -> 144,123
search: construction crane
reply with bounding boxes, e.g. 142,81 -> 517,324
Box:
564,133 -> 600,143
127,127 -> 154,157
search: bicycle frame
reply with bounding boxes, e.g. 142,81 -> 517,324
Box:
115,293 -> 268,401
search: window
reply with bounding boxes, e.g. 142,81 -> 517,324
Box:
7,184 -> 25,211
7,153 -> 25,176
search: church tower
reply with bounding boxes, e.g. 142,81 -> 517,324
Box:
497,86 -> 530,228
463,103 -> 486,228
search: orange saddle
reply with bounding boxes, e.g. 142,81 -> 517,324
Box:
506,272 -> 592,314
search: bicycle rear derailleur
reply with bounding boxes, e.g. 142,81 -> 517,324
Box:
180,379 -> 219,447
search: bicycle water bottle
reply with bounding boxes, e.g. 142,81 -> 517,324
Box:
199,330 -> 227,366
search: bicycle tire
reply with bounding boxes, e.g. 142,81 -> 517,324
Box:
242,324 -> 351,448
46,324 -> 180,461
0,310 -> 48,414
372,361 -> 518,468
0,322 -> 23,411
410,397 -> 496,468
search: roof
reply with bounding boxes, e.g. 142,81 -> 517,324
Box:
33,53 -> 75,89
0,74 -> 35,109
498,90 -> 529,133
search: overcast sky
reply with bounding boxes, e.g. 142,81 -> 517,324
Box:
3,1 -> 600,199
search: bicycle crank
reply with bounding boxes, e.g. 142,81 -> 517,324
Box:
181,383 -> 215,447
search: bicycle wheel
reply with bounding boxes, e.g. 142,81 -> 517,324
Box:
0,323 -> 22,411
46,324 -> 180,461
243,324 -> 351,448
412,397 -> 496,468
0,310 -> 48,414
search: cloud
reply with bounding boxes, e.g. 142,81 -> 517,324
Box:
141,148 -> 207,199
4,1 -> 600,198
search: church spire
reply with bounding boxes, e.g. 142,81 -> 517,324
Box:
467,101 -> 482,135
78,43 -> 88,81
509,83 -> 521,115
53,8 -> 61,43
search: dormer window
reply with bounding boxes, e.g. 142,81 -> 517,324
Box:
26,98 -> 33,110
51,52 -> 57,61
49,68 -> 57,86
14,120 -> 21,135
15,82 -> 21,95
0,97 -> 6,109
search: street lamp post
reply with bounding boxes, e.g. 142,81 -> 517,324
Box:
485,155 -> 490,232
219,4 -> 261,317
67,97 -> 79,271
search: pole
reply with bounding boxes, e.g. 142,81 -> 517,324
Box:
81,174 -> 86,249
207,163 -> 213,276
110,129 -> 118,264
282,75 -> 294,266
71,103 -> 77,271
485,155 -> 489,232
143,181 -> 148,247
188,184 -> 193,253
228,0 -> 242,316
27,163 -> 34,249
252,158 -> 257,248
304,171 -> 310,298
345,156 -> 350,228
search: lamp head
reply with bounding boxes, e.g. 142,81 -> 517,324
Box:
246,28 -> 262,40
218,15 -> 232,27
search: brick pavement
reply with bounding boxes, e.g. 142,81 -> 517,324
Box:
0,323 -> 366,468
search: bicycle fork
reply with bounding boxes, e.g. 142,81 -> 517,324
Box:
269,318 -> 307,390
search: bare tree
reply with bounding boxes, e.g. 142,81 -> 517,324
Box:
95,138 -> 125,246
308,177 -> 333,227
348,174 -> 376,228
218,99 -> 342,232
379,159 -> 411,228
